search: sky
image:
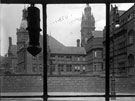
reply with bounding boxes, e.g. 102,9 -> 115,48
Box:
0,3 -> 134,56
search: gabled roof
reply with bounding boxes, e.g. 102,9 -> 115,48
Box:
48,35 -> 64,49
8,34 -> 86,56
47,35 -> 86,55
62,47 -> 86,54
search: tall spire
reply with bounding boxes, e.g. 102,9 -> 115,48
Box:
20,7 -> 28,29
22,8 -> 27,20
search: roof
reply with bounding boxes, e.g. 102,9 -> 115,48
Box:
118,10 -> 125,16
92,30 -> 103,38
47,35 -> 86,55
35,35 -> 86,55
8,34 -> 86,56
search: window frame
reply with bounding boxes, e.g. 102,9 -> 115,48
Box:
1,0 -> 135,101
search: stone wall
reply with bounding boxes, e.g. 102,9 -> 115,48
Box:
1,75 -> 43,92
48,75 -> 135,94
1,75 -> 135,94
48,76 -> 105,93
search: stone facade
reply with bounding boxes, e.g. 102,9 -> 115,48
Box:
47,35 -> 86,76
81,4 -> 104,74
103,4 -> 135,76
16,8 -> 43,74
3,5 -> 105,75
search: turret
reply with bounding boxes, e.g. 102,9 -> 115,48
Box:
81,4 -> 95,48
20,8 -> 28,29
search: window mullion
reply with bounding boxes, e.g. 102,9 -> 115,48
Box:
105,3 -> 110,101
43,3 -> 48,101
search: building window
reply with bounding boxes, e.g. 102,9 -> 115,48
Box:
74,66 -> 77,72
82,66 -> 86,71
128,54 -> 134,67
119,41 -> 125,49
39,64 -> 42,72
39,54 -> 43,60
32,56 -> 36,60
52,65 -> 55,72
51,54 -> 55,57
32,64 -> 37,73
66,64 -> 72,72
128,30 -> 134,45
60,67 -> 64,72
66,56 -> 72,60
83,57 -> 85,61
94,64 -> 97,71
118,62 -> 126,74
94,50 -> 103,58
78,66 -> 80,71
59,64 -> 64,71
77,57 -> 80,61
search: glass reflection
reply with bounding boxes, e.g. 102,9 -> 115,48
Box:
0,4 -> 43,96
47,4 -> 105,95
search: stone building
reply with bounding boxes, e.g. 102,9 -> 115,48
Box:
5,7 -> 86,75
5,5 -> 105,75
1,37 -> 17,74
16,8 -> 43,74
47,35 -> 86,75
81,4 -> 104,74
103,4 -> 135,76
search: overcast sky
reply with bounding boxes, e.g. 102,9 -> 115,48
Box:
0,3 -> 134,56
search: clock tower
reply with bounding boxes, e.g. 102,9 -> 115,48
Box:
16,8 -> 28,74
81,4 -> 95,48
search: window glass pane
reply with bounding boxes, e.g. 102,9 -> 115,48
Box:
0,4 -> 43,96
47,4 -> 105,95
110,97 -> 135,101
48,97 -> 105,101
1,98 -> 43,101
109,3 -> 135,95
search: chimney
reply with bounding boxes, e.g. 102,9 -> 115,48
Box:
77,39 -> 80,47
9,37 -> 12,47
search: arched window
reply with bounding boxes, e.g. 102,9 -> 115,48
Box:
128,30 -> 134,45
128,54 -> 134,68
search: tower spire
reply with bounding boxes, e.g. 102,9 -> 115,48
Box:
19,7 -> 28,29
22,6 -> 27,20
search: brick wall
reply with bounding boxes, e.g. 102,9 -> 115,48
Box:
48,76 -> 135,94
1,75 -> 135,94
1,75 -> 43,92
48,76 -> 105,93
